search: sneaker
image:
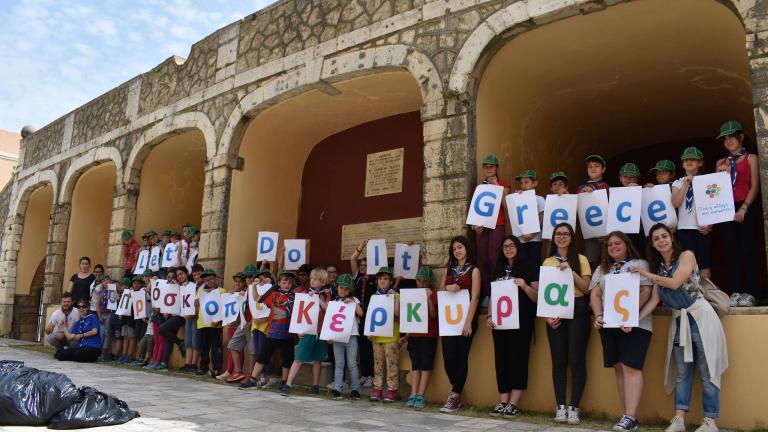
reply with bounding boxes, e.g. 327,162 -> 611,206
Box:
665,415 -> 686,432
503,404 -> 520,418
405,394 -> 418,408
238,377 -> 259,390
730,292 -> 742,307
331,389 -> 342,399
350,390 -> 361,400
738,293 -> 756,307
490,402 -> 508,417
439,394 -> 461,413
383,390 -> 397,403
226,372 -> 247,383
280,384 -> 291,396
613,415 -> 639,432
326,381 -> 336,390
262,376 -> 280,389
143,362 -> 157,370
567,406 -> 581,425
193,369 -> 207,377
216,371 -> 231,381
413,395 -> 426,409
694,418 -> 718,432
554,405 -> 568,423
369,389 -> 382,401
310,385 -> 320,395
362,376 -> 374,387
153,362 -> 167,371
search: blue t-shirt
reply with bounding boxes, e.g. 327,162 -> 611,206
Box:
72,313 -> 101,349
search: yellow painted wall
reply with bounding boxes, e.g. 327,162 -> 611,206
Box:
409,312 -> 767,430
63,163 -> 116,288
16,185 -> 52,295
134,131 -> 205,237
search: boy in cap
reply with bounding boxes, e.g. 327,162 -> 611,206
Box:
117,277 -> 138,364
617,163 -> 645,254
122,230 -> 140,278
129,276 -> 154,366
403,266 -> 438,409
513,170 -> 546,268
369,266 -> 401,403
329,273 -> 364,400
647,160 -> 675,187
194,268 -> 227,377
550,171 -> 569,195
671,146 -> 712,279
578,155 -> 610,266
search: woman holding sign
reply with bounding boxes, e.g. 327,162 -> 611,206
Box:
589,231 -> 653,432
438,236 -> 481,414
543,222 -> 592,425
486,235 -> 538,418
715,121 -> 761,307
633,223 -> 727,432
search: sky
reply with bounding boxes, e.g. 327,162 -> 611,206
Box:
0,0 -> 276,134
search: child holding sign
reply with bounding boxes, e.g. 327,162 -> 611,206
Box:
486,235 -> 538,418
542,222 -> 592,425
350,240 -> 377,387
513,169 -> 545,268
715,121 -> 761,307
122,230 -> 140,278
671,146 -> 712,280
403,266 -> 438,409
180,264 -> 204,373
217,272 -> 247,381
329,273 -> 363,400
617,163 -> 646,255
194,268 -> 226,377
368,267 -> 401,403
577,155 -> 610,266
438,236 -> 482,414
589,231 -> 653,432
116,277 -> 138,364
648,160 -> 676,187
157,267 -> 191,371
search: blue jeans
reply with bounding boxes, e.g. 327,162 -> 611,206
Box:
333,336 -> 360,392
673,324 -> 720,418
100,313 -> 112,350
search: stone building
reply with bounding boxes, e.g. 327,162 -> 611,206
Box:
0,129 -> 20,189
1,0 -> 767,427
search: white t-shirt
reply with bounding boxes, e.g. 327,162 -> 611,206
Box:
50,308 -> 80,334
672,177 -> 700,230
181,239 -> 190,266
89,282 -> 101,311
337,297 -> 361,336
589,259 -> 653,332
518,194 -> 546,243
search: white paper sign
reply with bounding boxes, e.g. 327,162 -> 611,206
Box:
151,280 -> 164,306
366,239 -> 388,275
159,283 -> 181,315
542,194 -> 578,240
507,190 -> 541,236
490,279 -> 520,330
257,231 -> 279,262
641,185 -> 678,235
185,249 -> 198,274
466,184 -> 504,229
115,291 -> 133,316
319,300 -> 357,343
577,189 -> 608,239
162,242 -> 180,268
289,292 -> 320,335
248,284 -> 272,319
536,266 -> 575,319
221,292 -> 241,326
394,243 -> 419,279
607,186 -> 642,234
106,284 -> 118,311
133,250 -> 149,275
283,239 -> 307,270
693,172 -> 736,225
180,282 -> 197,316
399,288 -> 429,333
149,246 -> 162,271
200,289 -> 223,325
364,294 -> 396,337
603,273 -> 640,328
131,291 -> 147,320
437,290 -> 470,336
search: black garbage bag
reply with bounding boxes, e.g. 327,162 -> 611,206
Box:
0,366 -> 79,425
0,360 -> 24,375
47,386 -> 139,429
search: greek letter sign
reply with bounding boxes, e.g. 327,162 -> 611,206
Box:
603,273 -> 640,328
437,290 -> 470,336
399,288 -> 428,334
201,289 -> 223,325
289,292 -> 319,335
490,279 -> 520,330
536,266 -> 575,319
319,300 -> 356,343
364,294 -> 395,337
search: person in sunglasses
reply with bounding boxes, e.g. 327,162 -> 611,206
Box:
54,299 -> 102,363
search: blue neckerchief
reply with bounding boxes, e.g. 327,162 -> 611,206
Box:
451,263 -> 472,280
504,263 -> 514,276
658,261 -> 676,278
728,148 -> 748,189
610,259 -> 627,274
553,250 -> 568,264
376,288 -> 393,295
681,175 -> 694,211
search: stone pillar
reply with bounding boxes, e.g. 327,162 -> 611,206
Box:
747,27 -> 768,278
0,215 -> 23,336
106,183 -> 139,280
197,154 -> 236,277
43,203 -> 70,305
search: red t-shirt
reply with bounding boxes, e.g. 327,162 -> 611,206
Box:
494,179 -> 511,226
408,290 -> 438,338
122,240 -> 140,271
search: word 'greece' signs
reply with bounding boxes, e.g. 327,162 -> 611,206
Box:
399,288 -> 429,334
437,290 -> 470,336
606,186 -> 642,234
283,239 -> 307,270
536,266 -> 575,319
364,294 -> 395,337
490,279 -> 520,330
366,239 -> 388,275
542,194 -> 578,240
507,190 -> 541,237
603,273 -> 640,328
466,184 -> 504,229
319,300 -> 357,343
641,185 -> 677,235
257,232 -> 279,262
693,172 -> 735,225
289,292 -> 319,335
394,243 -> 419,279
578,189 -> 608,239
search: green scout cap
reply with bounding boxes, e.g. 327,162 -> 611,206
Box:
97,274 -> 109,282
188,226 -> 199,235
201,268 -> 217,277
649,160 -> 675,173
142,269 -> 154,276
376,266 -> 394,277
415,266 -> 433,281
131,275 -> 144,283
120,277 -> 131,285
162,229 -> 172,237
585,154 -> 606,166
681,146 -> 704,160
144,230 -> 157,237
337,273 -> 354,288
171,231 -> 181,238
549,171 -> 568,183
278,269 -> 296,278
481,155 -> 499,166
182,224 -> 192,228
232,272 -> 245,280
121,229 -> 133,241
619,163 -> 640,177
243,264 -> 258,277
514,169 -> 537,181
257,267 -> 271,276
717,120 -> 743,139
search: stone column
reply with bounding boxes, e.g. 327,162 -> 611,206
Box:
197,154 -> 236,277
747,26 -> 768,276
0,215 -> 23,336
106,183 -> 139,280
42,203 -> 70,305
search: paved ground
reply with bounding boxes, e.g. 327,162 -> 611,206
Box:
0,343 -> 607,432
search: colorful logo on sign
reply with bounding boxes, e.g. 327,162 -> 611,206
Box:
705,184 -> 721,198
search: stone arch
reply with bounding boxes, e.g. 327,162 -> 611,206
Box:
123,111 -> 216,185
59,146 -> 122,204
217,44 -> 443,158
12,170 -> 58,217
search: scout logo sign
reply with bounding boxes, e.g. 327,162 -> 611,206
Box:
364,294 -> 395,337
693,172 -> 735,225
542,194 -> 578,240
536,266 -> 575,319
466,184 -> 504,229
399,288 -> 428,333
577,189 -> 608,239
603,273 -> 640,328
319,300 -> 356,343
490,279 -> 519,330
289,292 -> 319,335
437,290 -> 470,336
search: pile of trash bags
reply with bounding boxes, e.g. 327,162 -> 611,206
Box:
0,360 -> 139,429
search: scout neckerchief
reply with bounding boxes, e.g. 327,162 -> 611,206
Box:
504,263 -> 515,277
553,250 -> 569,265
376,287 -> 394,296
451,262 -> 472,281
681,176 -> 694,211
610,259 -> 627,274
587,179 -> 604,190
658,260 -> 676,278
728,147 -> 749,189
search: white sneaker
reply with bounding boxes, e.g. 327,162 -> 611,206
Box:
730,292 -> 742,307
737,294 -> 756,307
567,406 -> 581,425
362,376 -> 374,387
665,415 -> 686,432
326,381 -> 336,390
694,417 -> 718,432
554,405 -> 567,423
262,376 -> 280,389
